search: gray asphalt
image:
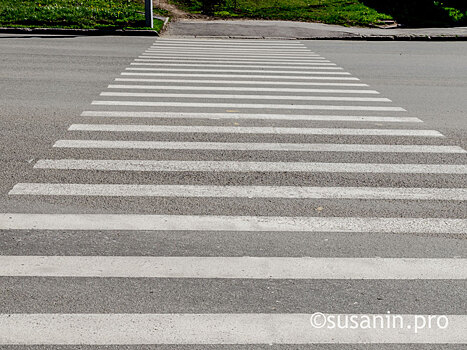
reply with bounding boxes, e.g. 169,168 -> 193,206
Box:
0,35 -> 466,348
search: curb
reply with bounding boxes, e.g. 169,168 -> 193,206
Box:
0,27 -> 159,36
305,35 -> 467,41
172,34 -> 467,41
154,16 -> 171,33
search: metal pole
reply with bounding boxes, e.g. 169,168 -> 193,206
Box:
145,0 -> 154,28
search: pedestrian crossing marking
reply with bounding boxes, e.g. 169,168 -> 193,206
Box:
108,84 -> 379,94
68,124 -> 440,136
134,59 -> 339,66
139,55 -> 330,62
115,78 -> 368,86
0,313 -> 465,344
81,111 -> 420,122
121,72 -> 360,80
131,62 -> 344,70
1,256 -> 465,279
33,159 -> 467,174
100,92 -> 389,102
92,101 -> 405,111
56,140 -> 461,153
1,213 -> 465,233
126,67 -> 351,75
10,183 -> 467,200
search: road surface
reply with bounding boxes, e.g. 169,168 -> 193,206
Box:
0,34 -> 466,347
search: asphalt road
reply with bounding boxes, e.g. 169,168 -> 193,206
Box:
0,35 -> 466,348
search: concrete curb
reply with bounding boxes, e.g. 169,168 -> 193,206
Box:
300,35 -> 467,41
0,27 -> 159,36
154,16 -> 171,33
177,34 -> 467,41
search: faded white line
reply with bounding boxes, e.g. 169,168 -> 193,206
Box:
156,39 -> 304,44
68,124 -> 439,137
92,101 -> 404,111
148,47 -> 311,52
107,84 -> 379,94
100,92 -> 387,102
152,44 -> 309,48
34,159 -> 467,174
1,256 -> 466,279
1,313 -> 465,344
149,43 -> 310,47
151,45 -> 309,49
134,58 -> 337,66
153,43 -> 308,47
149,44 -> 311,48
121,73 -> 360,80
126,67 -> 351,75
10,183 -> 467,201
115,78 -> 368,86
131,62 -> 342,70
1,213 -> 466,233
80,111 -> 420,122
144,50 -> 323,57
54,140 -> 461,153
139,55 -> 329,62
144,52 -> 316,57
141,53 -> 326,59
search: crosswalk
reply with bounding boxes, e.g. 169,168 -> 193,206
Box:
0,38 -> 466,346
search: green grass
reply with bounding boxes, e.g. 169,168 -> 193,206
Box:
0,0 -> 165,31
170,0 -> 467,27
171,0 -> 393,26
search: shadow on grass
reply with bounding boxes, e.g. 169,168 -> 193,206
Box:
362,0 -> 467,27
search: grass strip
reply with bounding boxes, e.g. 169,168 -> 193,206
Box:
0,0 -> 167,31
170,0 -> 467,27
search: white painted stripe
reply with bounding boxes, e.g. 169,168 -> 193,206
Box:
108,84 -> 379,95
1,313 -> 465,344
135,58 -> 337,66
151,43 -> 309,46
156,38 -> 303,42
1,213 -> 465,233
2,256 -> 466,279
153,38 -> 306,47
69,124 -> 439,137
121,72 -> 360,80
80,111 -> 421,123
150,42 -> 310,46
156,39 -> 302,44
126,67 -> 351,75
148,47 -> 311,52
150,43 -> 310,47
10,183 -> 466,201
156,43 -> 303,47
140,55 -> 329,62
151,45 -> 309,50
54,140 -> 462,153
145,52 -> 317,57
153,43 -> 307,46
131,62 -> 342,70
153,43 -> 307,47
145,50 -> 323,57
92,101 -> 406,111
115,78 -> 368,87
34,159 -> 467,174
155,41 -> 303,45
100,92 -> 389,102
141,53 -> 326,59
